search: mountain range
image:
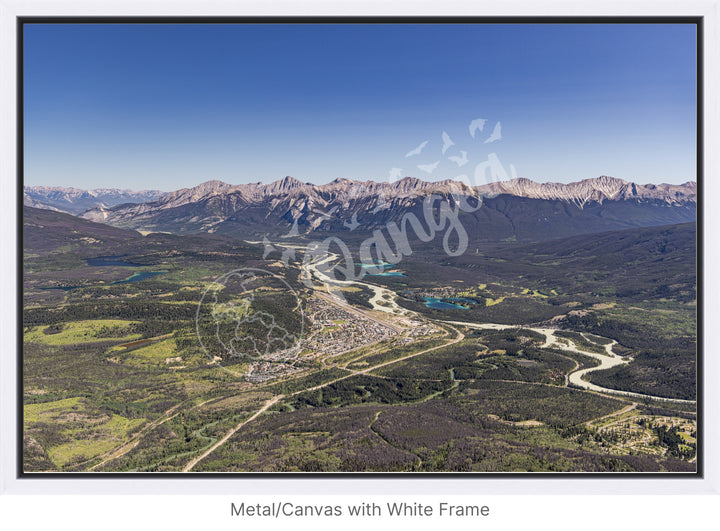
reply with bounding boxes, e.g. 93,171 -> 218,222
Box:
23,186 -> 165,215
25,176 -> 696,243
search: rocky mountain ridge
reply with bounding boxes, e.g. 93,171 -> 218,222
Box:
82,175 -> 696,217
42,175 -> 696,242
24,186 -> 165,215
476,176 -> 696,207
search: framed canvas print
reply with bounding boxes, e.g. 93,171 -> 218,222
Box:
5,0 -> 720,528
18,17 -> 701,478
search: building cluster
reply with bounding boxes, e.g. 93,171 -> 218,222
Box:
241,299 -> 439,382
302,297 -> 397,360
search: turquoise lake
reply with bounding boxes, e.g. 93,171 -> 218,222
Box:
423,297 -> 477,310
357,261 -> 406,276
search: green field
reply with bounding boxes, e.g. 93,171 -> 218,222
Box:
24,319 -> 142,345
24,397 -> 147,469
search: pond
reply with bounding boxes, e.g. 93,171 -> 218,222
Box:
88,255 -> 168,283
38,255 -> 167,290
423,297 -> 478,310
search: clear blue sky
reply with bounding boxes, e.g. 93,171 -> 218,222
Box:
24,23 -> 697,190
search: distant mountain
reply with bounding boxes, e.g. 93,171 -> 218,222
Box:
24,186 -> 165,215
23,192 -> 64,213
23,205 -> 143,255
477,176 -> 696,207
77,175 -> 696,242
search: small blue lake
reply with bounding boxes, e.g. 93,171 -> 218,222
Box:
38,256 -> 167,290
423,297 -> 477,310
88,255 -> 168,283
38,270 -> 168,290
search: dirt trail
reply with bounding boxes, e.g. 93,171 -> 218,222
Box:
183,395 -> 282,472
